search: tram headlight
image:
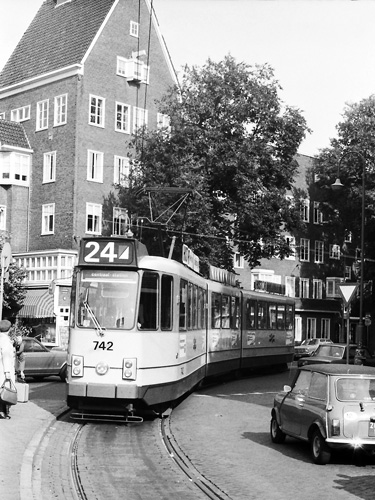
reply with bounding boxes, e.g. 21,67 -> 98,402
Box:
95,361 -> 109,376
122,358 -> 137,381
71,355 -> 84,377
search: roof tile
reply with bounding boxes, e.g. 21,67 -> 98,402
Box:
0,120 -> 31,150
0,0 -> 116,88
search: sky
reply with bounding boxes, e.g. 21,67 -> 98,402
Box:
1,0 -> 375,157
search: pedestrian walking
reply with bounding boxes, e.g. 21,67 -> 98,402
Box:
0,320 -> 16,419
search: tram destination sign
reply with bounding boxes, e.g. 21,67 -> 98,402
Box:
79,238 -> 136,266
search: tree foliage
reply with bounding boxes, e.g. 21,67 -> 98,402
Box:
105,55 -> 309,272
313,95 -> 375,280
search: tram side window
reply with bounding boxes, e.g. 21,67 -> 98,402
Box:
187,282 -> 193,329
211,292 -> 221,328
139,272 -> 158,330
258,302 -> 267,329
222,295 -> 230,328
285,305 -> 294,330
268,303 -> 277,329
231,296 -> 240,329
179,279 -> 188,330
197,287 -> 206,329
161,275 -> 173,331
277,305 -> 285,329
245,299 -> 256,329
192,285 -> 198,329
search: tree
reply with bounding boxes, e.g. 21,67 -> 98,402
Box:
313,95 -> 375,279
2,262 -> 27,319
106,55 -> 309,272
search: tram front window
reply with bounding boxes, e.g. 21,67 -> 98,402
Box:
77,270 -> 139,330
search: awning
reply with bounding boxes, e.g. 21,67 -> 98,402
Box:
17,289 -> 55,318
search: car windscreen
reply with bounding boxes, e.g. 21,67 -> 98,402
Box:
336,377 -> 375,401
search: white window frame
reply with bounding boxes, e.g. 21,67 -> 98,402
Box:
14,153 -> 29,184
0,112 -> 5,120
0,205 -> 6,230
54,94 -> 67,126
233,252 -> 244,269
313,201 -> 323,224
285,276 -> 296,298
321,318 -> 330,339
315,240 -> 324,264
87,150 -> 103,183
345,266 -> 352,281
285,235 -> 295,260
307,318 -> 317,339
36,99 -> 49,131
114,156 -> 130,187
117,57 -> 149,84
300,238 -> 310,262
42,203 -> 55,235
300,278 -> 309,298
329,244 -> 340,260
11,105 -> 30,123
89,95 -> 105,127
86,203 -> 102,235
130,21 -> 139,37
133,107 -> 148,131
301,199 -> 310,222
115,102 -> 131,134
43,151 -> 56,183
313,279 -> 323,299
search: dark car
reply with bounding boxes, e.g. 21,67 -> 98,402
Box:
271,364 -> 375,464
22,337 -> 67,381
297,343 -> 375,368
294,338 -> 333,360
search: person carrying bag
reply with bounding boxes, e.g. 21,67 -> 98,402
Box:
0,320 -> 16,419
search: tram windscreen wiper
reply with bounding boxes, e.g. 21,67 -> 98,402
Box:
83,289 -> 105,337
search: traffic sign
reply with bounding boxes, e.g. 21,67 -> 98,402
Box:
338,283 -> 358,306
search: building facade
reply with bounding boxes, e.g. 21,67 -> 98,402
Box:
234,153 -> 371,349
0,0 -> 176,347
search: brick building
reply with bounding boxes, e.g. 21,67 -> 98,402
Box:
0,0 -> 176,346
234,153 -> 366,347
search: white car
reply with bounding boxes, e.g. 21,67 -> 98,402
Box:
294,338 -> 333,360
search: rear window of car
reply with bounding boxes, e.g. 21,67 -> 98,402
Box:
336,377 -> 375,401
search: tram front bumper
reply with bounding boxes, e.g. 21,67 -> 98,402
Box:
68,381 -> 140,399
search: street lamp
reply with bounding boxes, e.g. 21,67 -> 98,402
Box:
332,150 -> 366,364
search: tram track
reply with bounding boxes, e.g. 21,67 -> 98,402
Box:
160,414 -> 232,500
52,407 -> 232,500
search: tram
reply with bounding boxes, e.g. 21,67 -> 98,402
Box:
66,236 -> 294,415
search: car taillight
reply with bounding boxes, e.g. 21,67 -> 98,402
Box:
72,355 -> 84,377
331,419 -> 340,436
122,358 -> 137,380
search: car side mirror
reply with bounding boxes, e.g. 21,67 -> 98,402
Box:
283,385 -> 292,393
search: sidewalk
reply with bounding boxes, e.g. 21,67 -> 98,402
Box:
0,388 -> 66,500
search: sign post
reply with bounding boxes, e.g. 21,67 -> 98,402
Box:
338,283 -> 358,364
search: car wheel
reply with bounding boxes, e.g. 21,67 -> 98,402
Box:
311,429 -> 331,465
270,415 -> 286,444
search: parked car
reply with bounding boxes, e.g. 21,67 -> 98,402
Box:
22,337 -> 67,381
297,343 -> 375,367
294,338 -> 333,360
271,364 -> 375,464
